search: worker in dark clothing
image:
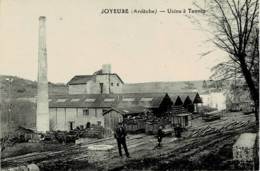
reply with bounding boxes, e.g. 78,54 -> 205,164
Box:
157,126 -> 164,147
174,124 -> 182,138
114,122 -> 130,158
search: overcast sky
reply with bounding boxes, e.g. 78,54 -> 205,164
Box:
0,0 -> 228,84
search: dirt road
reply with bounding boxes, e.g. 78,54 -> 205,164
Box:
2,112 -> 258,170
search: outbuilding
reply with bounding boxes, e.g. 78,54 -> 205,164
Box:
103,106 -> 147,131
169,106 -> 192,128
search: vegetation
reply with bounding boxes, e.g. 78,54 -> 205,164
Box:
0,75 -> 69,136
190,0 -> 259,123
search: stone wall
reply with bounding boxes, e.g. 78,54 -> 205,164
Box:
233,133 -> 257,162
69,84 -> 87,94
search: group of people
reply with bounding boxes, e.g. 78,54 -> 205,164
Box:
114,122 -> 183,158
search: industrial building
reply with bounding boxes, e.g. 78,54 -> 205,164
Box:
45,65 -> 205,132
67,64 -> 124,95
48,93 -> 175,131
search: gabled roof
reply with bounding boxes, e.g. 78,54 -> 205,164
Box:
169,92 -> 202,104
67,75 -> 95,85
168,94 -> 183,106
114,93 -> 171,109
67,73 -> 124,85
49,93 -> 172,109
103,106 -> 148,115
49,94 -> 119,108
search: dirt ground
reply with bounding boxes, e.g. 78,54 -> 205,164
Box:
2,111 -> 258,171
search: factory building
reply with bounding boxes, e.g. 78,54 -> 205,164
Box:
48,93 -> 174,131
67,64 -> 124,95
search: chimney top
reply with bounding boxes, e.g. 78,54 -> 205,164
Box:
39,16 -> 46,20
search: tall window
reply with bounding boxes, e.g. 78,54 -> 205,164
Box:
100,83 -> 103,94
95,109 -> 97,117
111,83 -> 113,86
117,83 -> 119,86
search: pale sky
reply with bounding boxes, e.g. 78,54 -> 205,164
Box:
0,0 -> 228,84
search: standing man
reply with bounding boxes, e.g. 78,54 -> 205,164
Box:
114,122 -> 130,158
174,124 -> 182,138
157,126 -> 164,147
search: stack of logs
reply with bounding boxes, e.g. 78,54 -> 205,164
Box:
123,115 -> 171,134
187,120 -> 256,138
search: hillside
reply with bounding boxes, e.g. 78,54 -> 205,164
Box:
123,80 -> 211,94
0,75 -> 68,99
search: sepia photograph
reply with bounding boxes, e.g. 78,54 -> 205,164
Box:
0,0 -> 259,170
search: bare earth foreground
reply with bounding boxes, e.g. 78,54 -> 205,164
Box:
1,112 -> 258,171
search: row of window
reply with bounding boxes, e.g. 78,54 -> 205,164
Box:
111,83 -> 120,87
83,109 -> 108,117
54,97 -> 154,103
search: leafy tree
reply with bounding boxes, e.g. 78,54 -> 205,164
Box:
182,81 -> 196,90
202,80 -> 207,88
190,0 -> 259,123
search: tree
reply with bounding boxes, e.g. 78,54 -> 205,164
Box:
182,81 -> 196,90
191,0 -> 259,123
202,80 -> 207,88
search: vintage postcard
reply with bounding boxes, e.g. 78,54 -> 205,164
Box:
0,0 -> 259,170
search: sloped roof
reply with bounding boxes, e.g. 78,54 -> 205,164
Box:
115,93 -> 170,109
67,73 -> 124,85
49,94 -> 119,108
169,92 -> 202,104
103,106 -> 148,115
67,75 -> 95,85
49,93 -> 172,109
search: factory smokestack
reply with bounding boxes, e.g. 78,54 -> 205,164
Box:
36,16 -> 49,132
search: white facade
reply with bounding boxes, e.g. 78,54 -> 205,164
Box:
68,65 -> 123,94
200,90 -> 226,111
49,107 -> 105,131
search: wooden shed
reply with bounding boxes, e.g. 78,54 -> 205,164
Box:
169,106 -> 192,128
103,106 -> 146,131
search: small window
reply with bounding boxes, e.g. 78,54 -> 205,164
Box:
57,99 -> 67,102
111,83 -> 113,86
117,83 -> 119,86
104,98 -> 115,102
85,98 -> 96,102
140,97 -> 153,102
97,121 -> 101,126
83,109 -> 89,116
122,98 -> 135,102
71,99 -> 80,102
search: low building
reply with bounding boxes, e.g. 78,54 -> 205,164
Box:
48,94 -> 119,131
103,106 -> 147,131
115,93 -> 174,117
48,93 -> 173,131
169,106 -> 192,128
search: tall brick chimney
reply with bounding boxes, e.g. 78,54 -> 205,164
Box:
36,16 -> 49,132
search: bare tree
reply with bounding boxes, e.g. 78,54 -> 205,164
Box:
190,0 -> 259,123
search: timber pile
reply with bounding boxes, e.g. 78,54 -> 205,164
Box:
82,126 -> 105,139
188,120 -> 256,138
123,113 -> 170,134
